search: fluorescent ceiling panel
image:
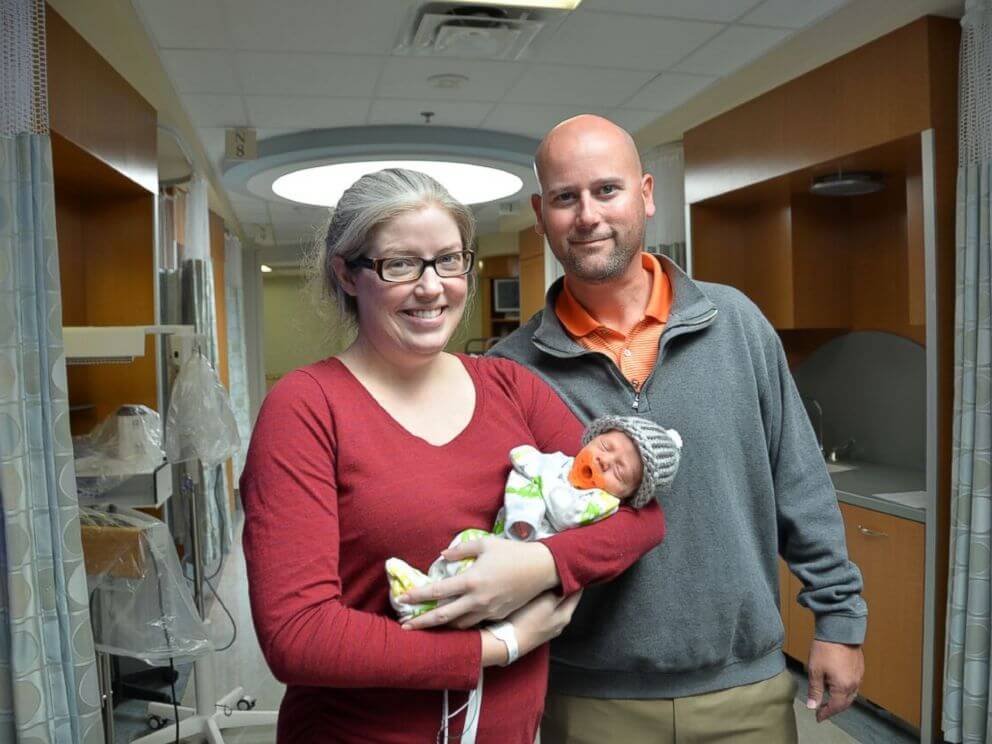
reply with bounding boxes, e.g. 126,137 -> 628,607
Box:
273,161 -> 523,207
580,0 -> 762,22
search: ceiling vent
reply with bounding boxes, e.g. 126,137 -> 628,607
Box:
398,4 -> 552,60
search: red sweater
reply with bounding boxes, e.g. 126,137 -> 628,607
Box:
241,355 -> 666,743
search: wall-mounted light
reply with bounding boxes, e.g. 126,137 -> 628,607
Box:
260,264 -> 273,273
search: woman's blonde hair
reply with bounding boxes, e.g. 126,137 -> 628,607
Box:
307,167 -> 477,326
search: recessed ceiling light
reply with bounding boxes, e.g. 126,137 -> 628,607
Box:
272,160 -> 523,207
463,0 -> 583,8
260,264 -> 273,273
224,126 -> 539,220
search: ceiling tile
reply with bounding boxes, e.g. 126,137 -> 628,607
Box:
482,103 -> 606,139
182,94 -> 248,128
161,50 -> 239,94
601,108 -> 663,134
377,57 -> 524,102
368,100 -> 494,127
233,203 -> 271,222
674,25 -> 791,75
273,223 -> 321,245
245,96 -> 371,129
622,72 -> 715,111
740,0 -> 849,28
224,0 -> 411,54
196,127 -> 229,166
535,12 -> 723,71
135,0 -> 228,49
579,0 -> 763,22
505,64 -> 655,107
237,52 -> 382,96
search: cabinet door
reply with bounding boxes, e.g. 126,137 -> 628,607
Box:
778,557 -> 790,629
787,569 -> 816,663
840,503 -> 924,728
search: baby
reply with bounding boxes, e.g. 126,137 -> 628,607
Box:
386,415 -> 683,622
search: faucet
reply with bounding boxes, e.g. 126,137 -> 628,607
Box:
828,439 -> 856,463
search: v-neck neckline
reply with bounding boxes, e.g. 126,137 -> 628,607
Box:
329,354 -> 485,449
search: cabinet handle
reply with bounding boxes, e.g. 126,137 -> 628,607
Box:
857,525 -> 888,538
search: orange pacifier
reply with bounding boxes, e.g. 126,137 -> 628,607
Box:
569,448 -> 607,490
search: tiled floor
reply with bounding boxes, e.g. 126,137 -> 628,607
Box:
113,516 -> 916,743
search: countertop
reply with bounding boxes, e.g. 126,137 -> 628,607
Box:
826,460 -> 927,522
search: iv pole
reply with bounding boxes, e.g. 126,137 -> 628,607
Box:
131,334 -> 277,744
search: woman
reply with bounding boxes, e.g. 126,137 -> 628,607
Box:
240,168 -> 665,743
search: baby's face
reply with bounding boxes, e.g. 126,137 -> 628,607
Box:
573,430 -> 644,499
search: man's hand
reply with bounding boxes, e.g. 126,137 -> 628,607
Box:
399,537 -> 559,630
806,639 -> 864,722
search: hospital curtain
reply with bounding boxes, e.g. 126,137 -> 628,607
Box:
224,233 -> 251,484
943,2 -> 992,742
180,174 -> 232,564
0,0 -> 104,741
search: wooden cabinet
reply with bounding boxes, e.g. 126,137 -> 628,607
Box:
48,7 -> 159,436
780,501 -> 925,727
843,503 -> 925,727
479,255 -> 519,341
690,134 -> 925,344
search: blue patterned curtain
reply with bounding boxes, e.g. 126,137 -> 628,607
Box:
943,3 -> 992,742
224,233 -> 251,484
0,3 -> 104,740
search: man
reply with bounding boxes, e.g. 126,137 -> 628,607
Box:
490,115 -> 867,743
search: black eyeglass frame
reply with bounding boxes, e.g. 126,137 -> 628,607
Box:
346,249 -> 476,283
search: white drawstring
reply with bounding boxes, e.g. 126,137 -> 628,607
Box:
438,672 -> 484,744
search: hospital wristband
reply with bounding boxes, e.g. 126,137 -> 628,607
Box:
487,621 -> 519,666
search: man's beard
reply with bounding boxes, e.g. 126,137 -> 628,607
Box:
558,231 -> 641,283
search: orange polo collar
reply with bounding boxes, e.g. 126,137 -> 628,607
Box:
556,252 -> 672,337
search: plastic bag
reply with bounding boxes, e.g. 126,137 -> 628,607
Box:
166,351 -> 241,467
82,506 -> 212,664
73,405 -> 166,497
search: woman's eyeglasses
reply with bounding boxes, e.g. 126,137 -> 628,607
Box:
347,250 -> 475,283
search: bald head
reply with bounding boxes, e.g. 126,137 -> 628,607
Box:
534,114 -> 643,192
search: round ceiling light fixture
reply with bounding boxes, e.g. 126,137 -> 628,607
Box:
272,160 -> 523,207
223,125 -> 539,210
810,171 -> 885,197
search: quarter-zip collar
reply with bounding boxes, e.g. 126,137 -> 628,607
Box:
532,254 -> 718,359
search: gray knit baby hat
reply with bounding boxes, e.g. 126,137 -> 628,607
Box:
582,415 -> 683,508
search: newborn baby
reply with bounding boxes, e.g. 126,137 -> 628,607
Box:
386,415 -> 683,623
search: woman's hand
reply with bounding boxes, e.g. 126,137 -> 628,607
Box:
399,537 -> 560,630
505,590 -> 583,658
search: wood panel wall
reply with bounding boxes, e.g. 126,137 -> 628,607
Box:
518,228 -> 546,324
684,17 -> 955,205
46,5 -> 157,194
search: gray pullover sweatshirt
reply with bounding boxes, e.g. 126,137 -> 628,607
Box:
490,256 -> 866,699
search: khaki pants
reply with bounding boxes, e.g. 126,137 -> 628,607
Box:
541,670 -> 798,744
